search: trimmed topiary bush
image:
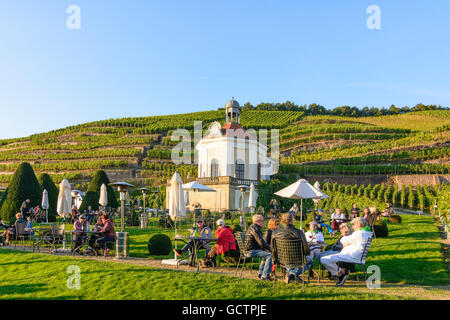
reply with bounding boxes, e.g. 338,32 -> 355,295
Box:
37,173 -> 58,222
148,234 -> 172,255
373,221 -> 389,238
0,162 -> 41,224
79,170 -> 118,212
389,214 -> 402,223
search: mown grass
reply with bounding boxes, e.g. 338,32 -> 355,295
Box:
2,214 -> 447,300
0,249 -> 422,300
49,214 -> 450,286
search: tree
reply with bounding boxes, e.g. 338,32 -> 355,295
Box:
0,162 -> 41,223
37,173 -> 58,222
79,170 -> 118,212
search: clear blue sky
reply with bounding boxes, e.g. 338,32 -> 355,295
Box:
0,0 -> 449,139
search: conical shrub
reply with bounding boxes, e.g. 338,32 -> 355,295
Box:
37,173 -> 58,222
79,170 -> 118,212
0,162 -> 41,223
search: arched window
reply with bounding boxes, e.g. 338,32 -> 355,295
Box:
235,159 -> 245,179
211,159 -> 219,177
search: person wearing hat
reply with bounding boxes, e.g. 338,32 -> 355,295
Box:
201,219 -> 237,267
174,217 -> 212,266
315,209 -> 333,234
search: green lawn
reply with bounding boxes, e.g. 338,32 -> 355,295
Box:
0,249 -> 431,300
1,214 -> 447,300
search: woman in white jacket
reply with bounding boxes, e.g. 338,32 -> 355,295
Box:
320,217 -> 373,286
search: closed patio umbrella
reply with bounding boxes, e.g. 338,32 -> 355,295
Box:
248,183 -> 257,214
57,178 -> 72,250
42,189 -> 49,223
275,179 -> 327,230
99,183 -> 108,207
162,172 -> 186,266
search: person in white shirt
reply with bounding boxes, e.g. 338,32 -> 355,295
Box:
331,208 -> 346,235
304,221 -> 325,258
320,217 -> 373,286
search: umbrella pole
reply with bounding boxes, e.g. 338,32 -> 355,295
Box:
300,199 -> 303,230
174,219 -> 177,261
46,209 -> 48,223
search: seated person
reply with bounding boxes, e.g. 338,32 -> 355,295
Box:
304,221 -> 325,258
70,205 -> 80,224
25,217 -> 34,236
271,213 -> 312,284
331,208 -> 346,234
288,203 -> 299,217
202,219 -> 237,267
88,214 -> 115,256
366,206 -> 380,228
244,214 -> 273,281
264,218 -> 279,249
1,213 -> 27,246
0,220 -> 10,246
362,207 -> 370,220
320,217 -> 372,286
350,204 -> 360,219
381,203 -> 394,217
173,218 -> 212,265
73,215 -> 89,253
315,209 -> 333,234
30,205 -> 41,222
269,199 -> 280,218
317,222 -> 353,279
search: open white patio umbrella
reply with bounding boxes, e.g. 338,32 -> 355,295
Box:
182,181 -> 216,207
57,178 -> 72,250
99,183 -> 108,208
248,183 -> 257,214
274,179 -> 327,230
41,189 -> 49,223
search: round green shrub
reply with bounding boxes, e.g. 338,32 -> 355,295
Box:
148,234 -> 172,255
390,214 -> 402,223
373,221 -> 389,238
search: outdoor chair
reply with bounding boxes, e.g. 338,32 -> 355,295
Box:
366,214 -> 377,238
13,220 -> 29,250
272,238 -> 308,289
234,232 -> 260,278
337,236 -> 373,282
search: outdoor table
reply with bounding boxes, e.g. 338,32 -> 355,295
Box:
174,235 -> 217,272
66,230 -> 103,255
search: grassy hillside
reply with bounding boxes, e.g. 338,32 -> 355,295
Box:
0,110 -> 448,189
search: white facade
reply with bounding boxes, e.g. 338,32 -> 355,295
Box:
195,122 -> 276,180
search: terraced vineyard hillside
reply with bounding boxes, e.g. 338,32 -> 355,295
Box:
0,109 -> 448,190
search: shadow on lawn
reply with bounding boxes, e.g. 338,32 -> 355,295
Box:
387,232 -> 439,239
0,283 -> 46,295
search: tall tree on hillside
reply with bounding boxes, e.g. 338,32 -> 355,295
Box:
37,173 -> 58,222
79,170 -> 118,212
0,162 -> 41,223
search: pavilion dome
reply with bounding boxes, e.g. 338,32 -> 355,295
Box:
225,98 -> 240,109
